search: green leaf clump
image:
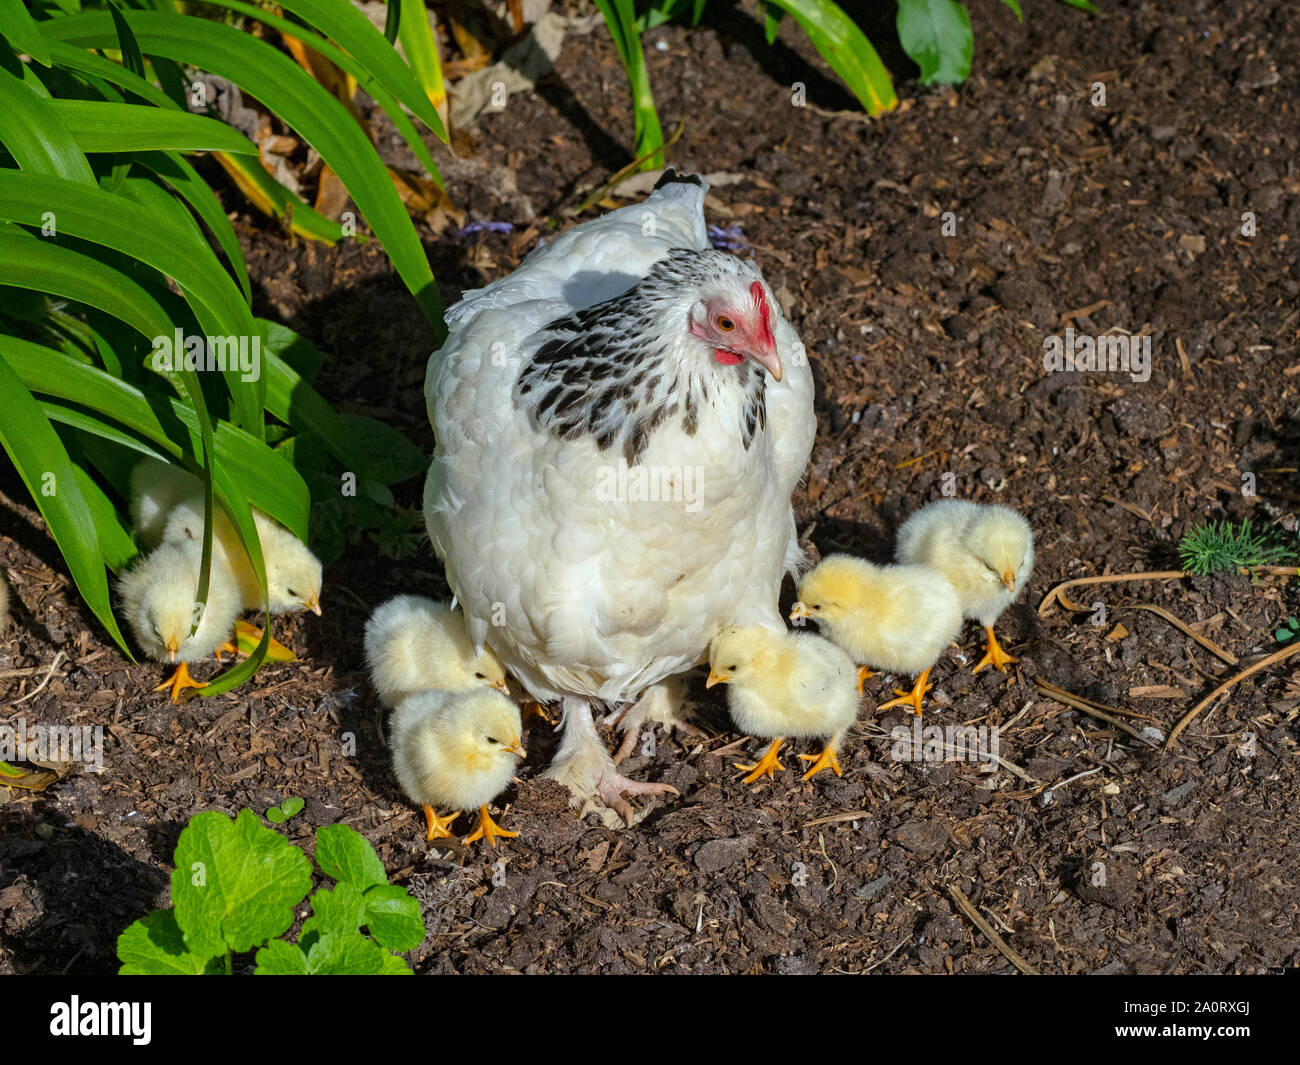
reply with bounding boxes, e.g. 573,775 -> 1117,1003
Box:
1177,519 -> 1295,577
116,809 -> 425,975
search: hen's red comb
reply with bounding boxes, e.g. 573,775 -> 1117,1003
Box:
750,281 -> 776,349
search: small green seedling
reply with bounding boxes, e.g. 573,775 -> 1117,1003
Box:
265,797 -> 305,823
117,810 -> 425,975
1178,519 -> 1293,576
1276,618 -> 1299,645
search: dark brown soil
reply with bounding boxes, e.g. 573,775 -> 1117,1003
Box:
3,0 -> 1299,975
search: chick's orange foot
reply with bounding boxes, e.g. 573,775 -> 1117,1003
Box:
464,804 -> 518,847
155,662 -> 206,702
877,668 -> 933,717
422,805 -> 458,842
737,738 -> 786,784
855,665 -> 875,696
798,745 -> 842,781
973,626 -> 1018,674
523,700 -> 554,725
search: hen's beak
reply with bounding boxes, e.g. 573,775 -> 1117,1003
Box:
789,602 -> 813,621
305,594 -> 322,616
748,280 -> 782,381
705,671 -> 727,688
505,738 -> 526,758
166,635 -> 179,663
747,344 -> 783,382
1001,568 -> 1016,591
490,678 -> 510,696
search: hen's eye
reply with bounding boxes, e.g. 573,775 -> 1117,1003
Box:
716,316 -> 735,332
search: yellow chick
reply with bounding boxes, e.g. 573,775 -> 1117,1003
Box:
895,500 -> 1034,674
118,541 -> 241,700
706,625 -> 859,784
389,688 -> 526,846
131,457 -> 322,617
163,502 -> 322,618
364,595 -> 509,708
791,555 -> 963,716
128,455 -> 201,548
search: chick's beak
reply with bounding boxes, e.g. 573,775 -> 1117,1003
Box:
505,738 -> 526,758
305,594 -> 321,616
1001,568 -> 1016,591
165,635 -> 179,663
705,671 -> 727,689
789,602 -> 813,621
490,678 -> 510,695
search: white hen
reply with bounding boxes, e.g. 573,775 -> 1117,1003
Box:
424,170 -> 815,824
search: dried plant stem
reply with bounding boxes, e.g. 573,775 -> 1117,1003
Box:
947,883 -> 1039,975
1166,641 -> 1300,748
1034,679 -> 1159,747
1118,602 -> 1238,665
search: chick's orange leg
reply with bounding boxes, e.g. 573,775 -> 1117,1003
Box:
973,625 -> 1018,674
422,805 -> 458,842
464,804 -> 518,847
523,700 -> 554,725
877,668 -> 933,717
855,665 -> 875,696
154,662 -> 206,702
736,738 -> 786,784
798,744 -> 842,781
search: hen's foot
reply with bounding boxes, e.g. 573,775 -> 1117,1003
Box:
855,666 -> 875,696
877,668 -> 933,717
973,625 -> 1018,674
422,805 -> 458,842
737,738 -> 785,784
605,679 -> 704,766
596,771 -> 679,825
798,745 -> 842,781
545,699 -> 680,827
463,804 -> 518,847
155,662 -> 206,702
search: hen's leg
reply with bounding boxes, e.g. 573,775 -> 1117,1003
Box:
972,625 -> 1018,674
544,697 -> 678,827
605,676 -> 704,765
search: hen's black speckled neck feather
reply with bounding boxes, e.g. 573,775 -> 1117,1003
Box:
515,250 -> 767,465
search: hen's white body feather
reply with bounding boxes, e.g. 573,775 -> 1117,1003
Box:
425,177 -> 814,706
424,174 -> 814,819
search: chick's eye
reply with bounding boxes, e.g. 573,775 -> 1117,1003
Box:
286,587 -> 298,598
727,665 -> 737,671
716,316 -> 735,332
475,672 -> 485,680
486,736 -> 499,745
